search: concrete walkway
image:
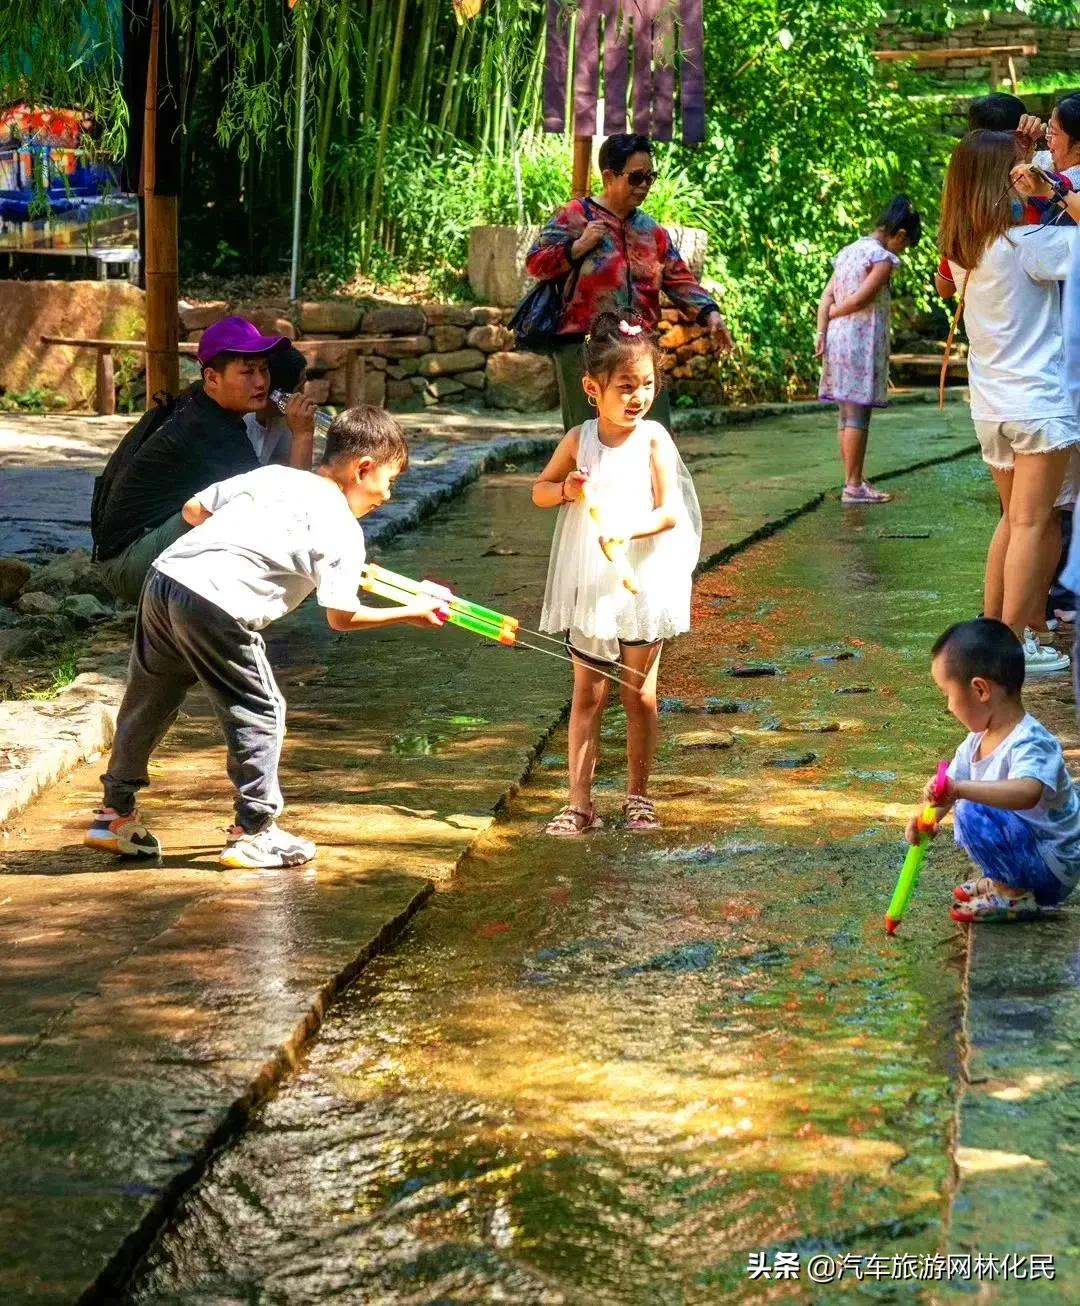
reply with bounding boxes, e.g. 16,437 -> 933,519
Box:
0,408 -> 562,556
1,398 -> 979,1302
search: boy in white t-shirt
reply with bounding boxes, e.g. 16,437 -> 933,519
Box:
907,618 -> 1080,922
85,407 -> 445,870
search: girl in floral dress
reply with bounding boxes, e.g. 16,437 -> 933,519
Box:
817,196 -> 923,504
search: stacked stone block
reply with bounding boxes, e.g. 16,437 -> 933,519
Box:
178,299 -> 729,413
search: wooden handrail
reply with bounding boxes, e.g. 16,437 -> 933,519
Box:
39,334 -> 392,353
875,45 -> 1037,62
41,335 -> 198,352
39,334 -> 376,415
874,43 -> 1038,94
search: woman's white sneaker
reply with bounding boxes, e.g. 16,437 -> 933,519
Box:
1022,628 -> 1070,676
219,822 -> 316,869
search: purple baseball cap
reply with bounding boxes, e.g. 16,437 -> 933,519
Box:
197,316 -> 287,366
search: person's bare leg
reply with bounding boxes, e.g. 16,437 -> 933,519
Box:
1001,450 -> 1071,638
619,642 -> 663,798
567,658 -> 610,813
1028,509 -> 1063,633
839,426 -> 868,487
983,467 -> 1013,621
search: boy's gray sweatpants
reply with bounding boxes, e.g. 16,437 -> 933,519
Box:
102,569 -> 285,833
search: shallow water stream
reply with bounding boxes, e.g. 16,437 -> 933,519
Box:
127,456 -> 1072,1304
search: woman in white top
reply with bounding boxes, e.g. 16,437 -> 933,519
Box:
1033,94 -> 1080,192
939,131 -> 1080,674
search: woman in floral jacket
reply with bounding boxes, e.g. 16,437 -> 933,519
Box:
526,133 -> 734,431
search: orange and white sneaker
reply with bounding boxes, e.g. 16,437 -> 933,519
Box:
84,807 -> 161,857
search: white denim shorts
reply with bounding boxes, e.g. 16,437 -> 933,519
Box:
973,418 -> 1080,507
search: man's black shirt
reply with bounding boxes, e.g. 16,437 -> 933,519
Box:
96,388 -> 259,560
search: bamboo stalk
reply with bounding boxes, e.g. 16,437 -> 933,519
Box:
309,0 -> 351,246
143,0 -> 179,400
363,0 -> 386,124
407,0 -> 435,115
437,22 -> 465,133
365,0 -> 409,265
447,23 -> 475,138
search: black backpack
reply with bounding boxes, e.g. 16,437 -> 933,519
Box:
90,390 -> 181,561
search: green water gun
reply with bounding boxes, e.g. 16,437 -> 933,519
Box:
885,760 -> 949,935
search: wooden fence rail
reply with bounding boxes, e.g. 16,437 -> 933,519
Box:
39,335 -> 388,416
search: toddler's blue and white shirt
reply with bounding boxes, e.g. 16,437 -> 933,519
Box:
948,713 -> 1080,892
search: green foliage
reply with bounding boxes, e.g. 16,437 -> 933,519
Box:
894,1 -> 1080,34
25,643 -> 81,701
9,0 -> 1063,402
315,120 -> 566,280
0,5 -> 126,156
679,0 -> 950,400
0,388 -> 64,413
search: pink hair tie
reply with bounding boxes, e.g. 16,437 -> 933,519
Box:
618,319 -> 643,337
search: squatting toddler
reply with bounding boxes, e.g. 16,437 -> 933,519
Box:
909,618 -> 1080,922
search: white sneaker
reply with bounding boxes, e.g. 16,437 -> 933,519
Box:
1022,628 -> 1070,676
219,822 -> 316,869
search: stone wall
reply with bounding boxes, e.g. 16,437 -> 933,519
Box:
0,281 -> 145,409
180,299 -> 729,413
877,10 -> 1080,84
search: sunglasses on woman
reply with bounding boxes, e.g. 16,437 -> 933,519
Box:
621,168 -> 659,187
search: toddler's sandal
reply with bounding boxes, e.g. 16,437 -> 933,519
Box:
544,806 -> 603,837
953,876 -> 995,903
950,890 -> 1042,924
623,794 -> 661,832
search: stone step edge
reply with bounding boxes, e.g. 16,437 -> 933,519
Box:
672,386 -> 967,432
86,711 -> 572,1302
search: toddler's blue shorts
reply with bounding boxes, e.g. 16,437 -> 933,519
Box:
954,800 -> 1074,906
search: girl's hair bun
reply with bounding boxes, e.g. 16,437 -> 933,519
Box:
588,310 -> 648,343
583,310 -> 660,383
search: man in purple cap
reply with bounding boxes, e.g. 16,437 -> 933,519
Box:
94,317 -> 286,604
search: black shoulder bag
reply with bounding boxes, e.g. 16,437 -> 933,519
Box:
509,200 -> 593,353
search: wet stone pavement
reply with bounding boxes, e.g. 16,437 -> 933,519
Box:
125,456 -> 1079,1303
5,400 -> 1074,1304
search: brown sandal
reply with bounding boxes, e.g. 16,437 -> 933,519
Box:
544,805 -> 603,837
623,794 -> 660,831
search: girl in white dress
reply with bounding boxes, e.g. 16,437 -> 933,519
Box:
532,312 -> 701,836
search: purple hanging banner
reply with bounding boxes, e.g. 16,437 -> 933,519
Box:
652,0 -> 675,141
572,0 -> 602,138
544,0 -> 706,144
678,0 -> 705,143
601,0 -> 628,136
544,0 -> 571,132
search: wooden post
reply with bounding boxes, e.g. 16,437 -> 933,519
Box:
95,348 -> 116,416
345,351 -> 364,406
143,0 -> 180,400
571,135 -> 592,200
1007,54 -> 1019,92
989,55 -> 1000,90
